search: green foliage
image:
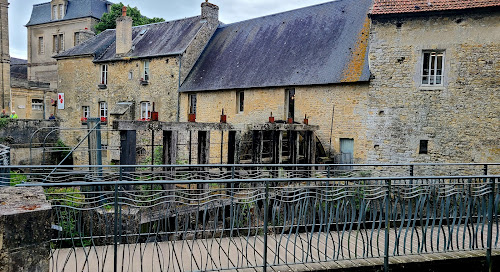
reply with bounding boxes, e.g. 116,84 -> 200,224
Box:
95,3 -> 165,33
56,140 -> 71,158
10,171 -> 27,186
45,187 -> 91,248
0,118 -> 10,129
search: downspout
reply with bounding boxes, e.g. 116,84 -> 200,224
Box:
177,55 -> 182,122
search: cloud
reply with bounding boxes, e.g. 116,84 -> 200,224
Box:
9,0 -> 333,59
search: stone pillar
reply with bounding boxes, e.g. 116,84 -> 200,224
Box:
115,6 -> 132,56
0,187 -> 52,272
0,0 -> 10,111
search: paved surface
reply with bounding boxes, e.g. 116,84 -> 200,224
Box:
51,225 -> 500,272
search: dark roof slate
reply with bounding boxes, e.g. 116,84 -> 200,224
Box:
180,0 -> 372,92
10,58 -> 28,80
56,16 -> 206,61
26,0 -> 112,26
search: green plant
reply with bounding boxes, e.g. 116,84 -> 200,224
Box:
55,140 -> 71,158
10,171 -> 27,186
0,118 -> 10,129
95,3 -> 165,33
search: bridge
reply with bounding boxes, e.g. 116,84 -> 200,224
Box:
6,163 -> 500,271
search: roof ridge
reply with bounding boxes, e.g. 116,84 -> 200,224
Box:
220,0 -> 342,28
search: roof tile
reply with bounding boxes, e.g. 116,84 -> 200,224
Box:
371,0 -> 500,15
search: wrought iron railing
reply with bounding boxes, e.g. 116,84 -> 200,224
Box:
5,164 -> 499,272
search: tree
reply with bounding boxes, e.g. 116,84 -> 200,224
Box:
94,3 -> 165,33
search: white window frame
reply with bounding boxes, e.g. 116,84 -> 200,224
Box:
74,32 -> 80,46
52,5 -> 57,20
100,64 -> 108,85
38,37 -> 44,54
421,51 -> 444,86
237,91 -> 244,113
82,106 -> 90,119
31,99 -> 43,111
140,102 -> 152,120
99,102 -> 108,120
59,4 -> 64,19
143,60 -> 150,81
189,94 -> 197,115
59,34 -> 64,51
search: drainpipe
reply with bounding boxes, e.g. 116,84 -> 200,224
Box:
177,55 -> 182,122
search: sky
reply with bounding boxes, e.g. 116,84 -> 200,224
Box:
9,0 -> 333,59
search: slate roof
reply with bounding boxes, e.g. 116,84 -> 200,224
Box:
10,58 -> 28,80
179,0 -> 372,92
371,0 -> 500,15
55,16 -> 206,61
26,0 -> 112,26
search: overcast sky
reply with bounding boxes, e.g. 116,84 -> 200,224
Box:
9,0 -> 333,59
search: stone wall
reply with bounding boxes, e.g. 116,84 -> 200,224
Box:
180,82 -> 369,162
0,187 -> 52,272
367,10 -> 500,171
57,56 -> 180,164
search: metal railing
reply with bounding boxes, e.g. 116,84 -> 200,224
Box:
3,164 -> 498,271
0,144 -> 10,185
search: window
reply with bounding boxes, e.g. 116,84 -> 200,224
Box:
100,64 -> 108,85
99,102 -> 108,120
422,51 -> 444,86
237,91 -> 244,113
82,106 -> 90,119
58,4 -> 64,19
419,140 -> 429,154
53,34 -> 64,53
189,94 -> 197,115
38,37 -> 44,54
128,71 -> 133,80
31,99 -> 43,111
52,5 -> 57,20
285,88 -> 295,120
141,102 -> 151,120
143,60 -> 150,81
74,32 -> 80,46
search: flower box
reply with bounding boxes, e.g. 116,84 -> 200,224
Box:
188,113 -> 196,122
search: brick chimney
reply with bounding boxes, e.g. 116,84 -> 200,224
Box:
116,6 -> 132,56
201,1 -> 219,27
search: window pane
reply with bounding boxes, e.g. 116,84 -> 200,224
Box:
189,94 -> 197,114
422,53 -> 430,76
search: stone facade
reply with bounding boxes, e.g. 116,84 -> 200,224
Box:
27,17 -> 98,89
180,82 -> 370,163
367,10 -> 500,166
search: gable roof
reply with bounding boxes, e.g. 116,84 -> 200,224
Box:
371,0 -> 500,15
179,0 -> 372,93
55,16 -> 206,61
26,0 -> 112,26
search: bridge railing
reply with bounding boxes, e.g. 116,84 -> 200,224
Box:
5,164 -> 499,272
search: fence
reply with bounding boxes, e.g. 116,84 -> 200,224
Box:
0,144 -> 10,185
3,164 -> 497,272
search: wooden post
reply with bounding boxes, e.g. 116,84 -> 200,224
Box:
252,130 -> 263,164
120,130 -> 136,188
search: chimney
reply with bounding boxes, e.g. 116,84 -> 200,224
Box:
116,6 -> 132,56
201,0 -> 219,27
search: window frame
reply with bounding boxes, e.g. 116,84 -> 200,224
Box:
285,88 -> 295,120
38,36 -> 44,54
100,64 -> 108,85
31,99 -> 43,111
82,106 -> 90,119
142,60 -> 150,81
421,50 -> 445,87
188,94 -> 197,115
140,101 -> 152,120
99,101 -> 108,120
237,91 -> 244,113
58,4 -> 64,19
74,32 -> 80,46
52,5 -> 57,20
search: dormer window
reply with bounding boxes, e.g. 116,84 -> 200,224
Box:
58,4 -> 64,19
52,5 -> 57,20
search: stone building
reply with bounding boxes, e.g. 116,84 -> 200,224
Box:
55,2 -> 220,163
55,0 -> 499,167
26,0 -> 111,89
367,0 -> 500,165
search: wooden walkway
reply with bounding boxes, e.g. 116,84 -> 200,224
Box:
51,224 -> 500,272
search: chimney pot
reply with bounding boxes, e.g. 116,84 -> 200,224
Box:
122,6 -> 127,17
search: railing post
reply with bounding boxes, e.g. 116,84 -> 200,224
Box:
263,180 -> 269,272
484,164 -> 488,176
384,179 -> 391,272
114,168 -> 122,272
487,177 -> 495,272
409,165 -> 414,177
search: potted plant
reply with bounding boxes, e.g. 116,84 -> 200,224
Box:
140,78 -> 149,85
81,117 -> 88,124
188,113 -> 196,122
100,117 -> 107,124
269,112 -> 275,123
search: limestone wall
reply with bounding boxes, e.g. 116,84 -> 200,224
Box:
180,83 -> 369,162
367,11 -> 500,169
